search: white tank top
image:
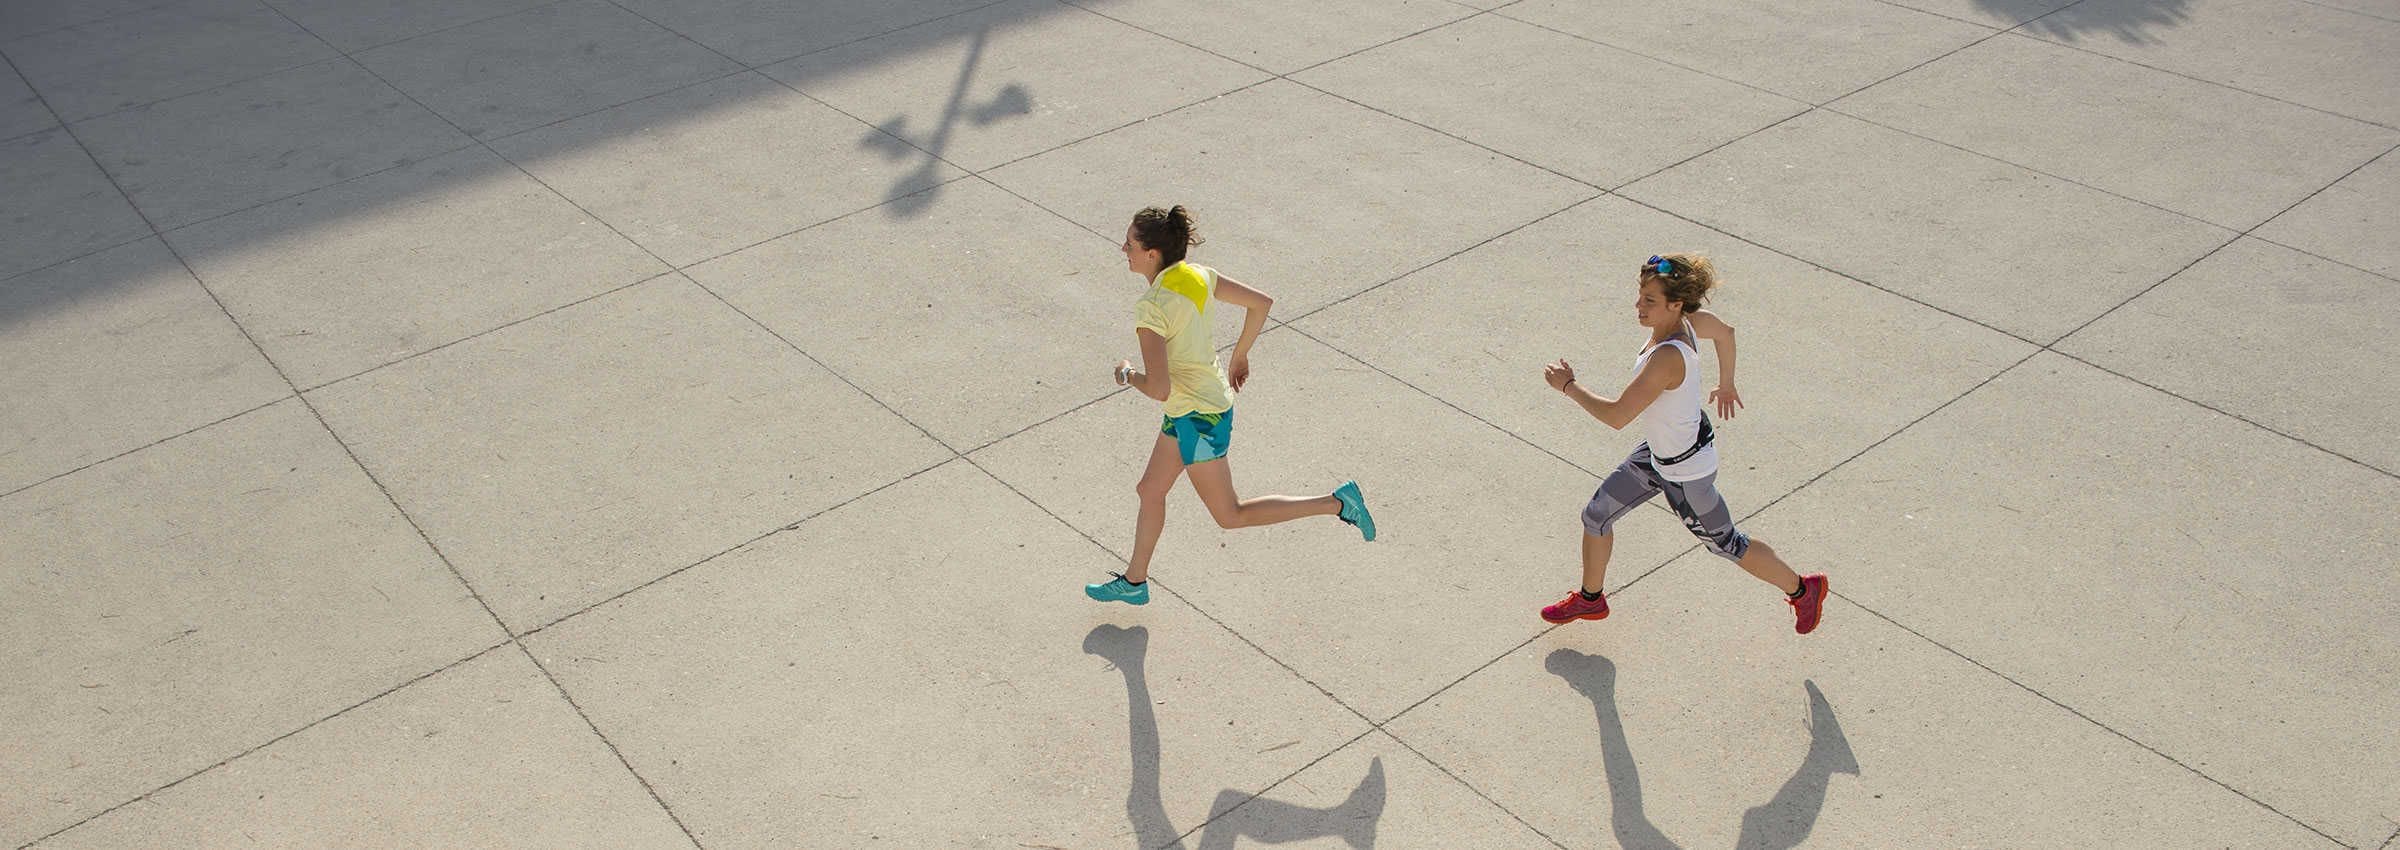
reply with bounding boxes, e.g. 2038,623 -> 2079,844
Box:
1632,331 -> 1717,482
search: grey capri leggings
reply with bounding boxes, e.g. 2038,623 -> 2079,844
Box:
1581,444 -> 1751,561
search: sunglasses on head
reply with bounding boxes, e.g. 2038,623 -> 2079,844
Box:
1644,255 -> 1675,276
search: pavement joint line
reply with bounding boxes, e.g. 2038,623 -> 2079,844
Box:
0,0 -> 183,46
1816,103 -> 2266,234
2053,350 -> 2397,479
293,270 -> 678,393
1275,192 -> 1610,330
0,393 -> 293,503
2381,821 -> 2399,850
1159,727 -> 1383,849
1830,591 -> 2351,846
1366,727 -> 1573,849
15,639 -> 519,849
1858,0 -> 2015,32
1996,28 -> 2400,133
506,642 -> 705,849
1488,10 -> 1819,109
681,270 -> 966,454
2241,140 -> 2400,261
2294,0 -> 2400,24
513,455 -> 966,641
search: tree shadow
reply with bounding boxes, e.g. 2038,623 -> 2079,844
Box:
1986,0 -> 2194,45
858,25 -> 1032,218
1085,624 -> 1386,850
1545,649 -> 1858,850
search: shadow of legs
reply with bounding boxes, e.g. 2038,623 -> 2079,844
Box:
1086,624 -> 1184,849
1546,649 -> 1681,850
1736,680 -> 1860,850
1190,757 -> 1385,850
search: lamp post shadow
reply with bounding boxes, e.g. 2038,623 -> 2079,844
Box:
1545,648 -> 1858,850
1085,624 -> 1386,850
857,26 -> 1033,218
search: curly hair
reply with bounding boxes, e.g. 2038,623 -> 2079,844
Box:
1639,252 -> 1718,314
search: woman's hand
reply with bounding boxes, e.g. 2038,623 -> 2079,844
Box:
1709,384 -> 1743,419
1227,354 -> 1250,392
1543,359 -> 1576,392
1113,359 -> 1134,387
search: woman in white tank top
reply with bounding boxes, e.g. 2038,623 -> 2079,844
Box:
1537,253 -> 1830,634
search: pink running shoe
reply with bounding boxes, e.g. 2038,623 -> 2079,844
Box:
1541,590 -> 1611,624
1790,574 -> 1829,635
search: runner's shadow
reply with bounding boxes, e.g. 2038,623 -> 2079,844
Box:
1735,681 -> 1858,850
1085,625 -> 1385,849
1545,649 -> 1858,850
1546,649 -> 1680,850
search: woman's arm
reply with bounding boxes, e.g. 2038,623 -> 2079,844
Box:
1684,310 -> 1742,419
1116,329 -> 1173,402
1544,350 -> 1683,430
1212,273 -> 1272,391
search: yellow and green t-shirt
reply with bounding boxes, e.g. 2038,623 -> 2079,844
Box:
1134,261 -> 1232,417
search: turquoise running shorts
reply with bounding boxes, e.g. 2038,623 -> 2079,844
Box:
1161,409 -> 1233,465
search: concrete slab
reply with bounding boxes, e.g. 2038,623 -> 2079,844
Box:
764,0 -> 1266,174
986,80 -> 1593,317
1745,352 -> 2400,847
0,0 -> 335,122
0,58 -> 58,140
269,0 -> 550,53
1294,194 -> 2034,510
1836,34 -> 2398,229
2028,0 -> 2400,128
33,647 -> 690,849
1622,109 -> 2234,342
2060,237 -> 2400,475
354,0 -> 743,139
688,178 -> 1178,450
0,128 -> 149,280
1500,0 -> 1992,104
972,328 -> 1702,722
2257,147 -> 2400,278
610,0 -> 994,67
0,0 -> 170,41
166,146 -> 667,388
305,276 -> 951,632
1187,731 -> 1551,848
0,400 -> 507,848
488,71 -> 957,267
68,59 -> 470,229
1386,557 -> 2338,848
523,460 -> 1371,848
1072,0 -> 1475,75
0,238 -> 289,494
1293,14 -> 1805,189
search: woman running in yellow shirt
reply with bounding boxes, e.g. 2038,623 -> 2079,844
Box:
1086,206 -> 1375,605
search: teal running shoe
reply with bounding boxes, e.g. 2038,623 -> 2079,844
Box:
1085,573 -> 1150,605
1333,481 -> 1375,542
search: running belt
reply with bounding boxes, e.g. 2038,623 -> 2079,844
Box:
1656,415 -> 1714,465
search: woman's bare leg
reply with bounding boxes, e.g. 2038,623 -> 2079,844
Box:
1183,455 -> 1340,529
1125,433 -> 1183,583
